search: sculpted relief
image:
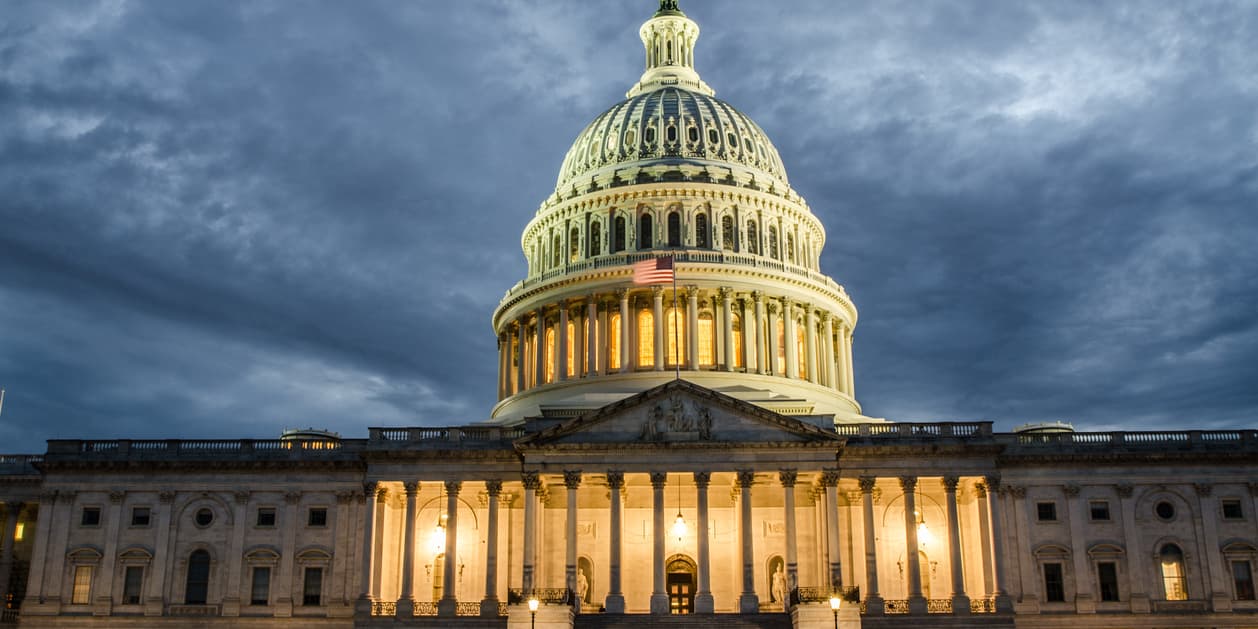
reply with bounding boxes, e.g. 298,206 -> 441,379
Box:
638,393 -> 713,441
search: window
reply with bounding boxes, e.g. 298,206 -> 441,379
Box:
256,508 -> 276,527
686,126 -> 698,144
1089,501 -> 1111,521
130,507 -> 151,527
1223,499 -> 1244,520
721,216 -> 734,250
250,567 -> 271,605
639,214 -> 653,249
644,125 -> 656,145
185,550 -> 211,604
1234,561 -> 1255,601
624,128 -> 636,147
72,565 -> 93,604
667,211 -> 681,247
307,508 -> 327,527
613,217 -> 626,252
609,312 -> 621,370
122,566 -> 144,605
1036,502 -> 1058,522
731,313 -> 744,368
695,213 -> 709,248
665,124 -> 678,144
774,318 -> 786,374
569,227 -> 580,262
697,312 -> 715,367
566,320 -> 576,377
1159,544 -> 1187,600
81,507 -> 101,527
1155,501 -> 1176,521
637,310 -> 654,368
746,221 -> 758,254
1097,562 -> 1119,602
302,567 -> 323,606
589,222 -> 602,257
768,226 -> 779,259
194,508 -> 214,527
545,328 -> 555,383
551,234 -> 561,267
1043,563 -> 1065,602
707,127 -> 719,145
786,233 -> 796,264
796,324 -> 807,378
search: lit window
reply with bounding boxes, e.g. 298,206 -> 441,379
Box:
609,313 -> 621,370
545,328 -> 556,383
72,565 -> 93,604
796,324 -> 807,378
14,522 -> 24,541
774,318 -> 786,374
1160,544 -> 1187,600
566,320 -> 576,377
731,313 -> 744,368
697,312 -> 715,367
665,307 -> 685,367
638,310 -> 654,367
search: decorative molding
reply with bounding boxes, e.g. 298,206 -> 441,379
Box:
1115,483 -> 1134,499
563,471 -> 583,490
485,479 -> 503,496
779,469 -> 797,488
284,491 -> 302,505
108,490 -> 126,504
736,469 -> 756,488
942,476 -> 960,493
898,476 -> 917,492
1193,483 -> 1212,497
1063,484 -> 1081,498
858,475 -> 876,493
403,481 -> 419,496
444,480 -> 462,495
693,471 -> 711,488
984,474 -> 1002,492
158,491 -> 176,504
522,472 -> 541,491
233,491 -> 251,505
605,471 -> 625,489
649,471 -> 668,487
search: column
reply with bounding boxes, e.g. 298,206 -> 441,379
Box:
822,471 -> 842,590
650,472 -> 669,614
984,475 -> 1013,613
275,492 -> 301,617
835,322 -> 849,395
1114,483 -> 1148,612
973,483 -> 994,599
371,487 -> 389,600
694,472 -> 714,614
822,314 -> 836,389
496,334 -> 505,399
844,326 -> 856,396
618,289 -> 630,371
144,491 -> 174,616
222,491 -> 250,616
1195,483 -> 1230,611
901,476 -> 926,614
783,300 -> 799,379
737,470 -> 759,614
753,292 -> 766,374
586,296 -> 598,377
605,472 -> 626,613
534,308 -> 545,385
88,492 -> 123,614
766,301 -> 779,375
480,481 -> 503,616
563,471 -> 581,607
780,471 -> 799,593
1061,484 -> 1094,613
516,319 -> 527,393
396,482 -> 418,617
686,286 -> 700,370
521,472 -> 539,592
804,305 -> 818,383
355,483 -> 379,613
438,481 -> 461,617
22,495 -> 52,608
652,286 -> 664,371
721,288 -> 735,371
0,502 -> 21,607
557,301 -> 569,381
944,476 -> 970,614
859,477 -> 884,613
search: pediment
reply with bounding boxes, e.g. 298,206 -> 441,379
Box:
518,380 -> 841,447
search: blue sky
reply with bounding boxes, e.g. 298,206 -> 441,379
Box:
2,1 -> 1256,451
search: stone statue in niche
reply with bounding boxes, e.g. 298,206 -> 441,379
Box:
639,394 -> 714,442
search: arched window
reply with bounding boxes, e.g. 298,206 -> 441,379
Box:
695,213 -> 710,248
774,318 -> 786,374
185,550 -> 210,605
747,221 -> 759,255
666,306 -> 685,367
609,312 -> 621,370
566,320 -> 576,377
721,216 -> 734,250
667,211 -> 681,247
545,328 -> 556,383
639,214 -> 653,250
796,322 -> 807,379
768,226 -> 779,259
732,312 -> 744,368
637,310 -> 654,367
613,216 -> 626,252
1160,544 -> 1188,600
569,227 -> 580,262
698,312 -> 715,367
552,234 -> 562,268
786,233 -> 796,264
589,222 -> 602,257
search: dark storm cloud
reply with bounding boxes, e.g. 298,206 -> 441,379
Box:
1,1 -> 1255,451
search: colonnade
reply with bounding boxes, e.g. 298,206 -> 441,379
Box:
496,287 -> 855,401
355,472 -> 1010,618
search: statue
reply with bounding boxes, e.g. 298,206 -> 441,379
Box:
576,568 -> 589,603
771,563 -> 788,604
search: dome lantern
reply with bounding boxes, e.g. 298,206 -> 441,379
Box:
628,1 -> 714,98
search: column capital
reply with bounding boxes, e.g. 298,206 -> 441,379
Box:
233,490 -> 251,505
693,471 -> 711,488
521,472 -> 542,491
819,311 -> 832,323
651,285 -> 664,298
685,285 -> 700,299
984,473 -> 1002,492
443,480 -> 462,495
1193,483 -> 1213,497
650,472 -> 668,488
402,481 -> 420,496
719,286 -> 734,301
497,332 -> 507,344
778,470 -> 797,488
108,490 -> 126,504
58,490 -> 79,504
375,487 -> 390,503
898,475 -> 917,492
766,301 -> 779,315
362,481 -> 378,496
485,480 -> 503,496
751,290 -> 764,304
586,293 -> 598,305
973,482 -> 987,499
605,471 -> 625,489
858,475 -> 876,493
563,471 -> 583,489
1248,482 -> 1258,498
820,469 -> 841,488
1062,483 -> 1081,497
1115,482 -> 1134,498
1006,485 -> 1026,499
284,491 -> 303,505
736,470 -> 756,488
615,288 -> 629,300
158,490 -> 175,504
557,298 -> 568,309
943,476 -> 960,493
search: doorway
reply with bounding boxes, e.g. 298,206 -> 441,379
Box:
666,555 -> 696,614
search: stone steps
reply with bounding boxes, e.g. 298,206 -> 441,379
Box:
575,613 -> 793,629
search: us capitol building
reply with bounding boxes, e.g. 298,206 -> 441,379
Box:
2,2 -> 1256,628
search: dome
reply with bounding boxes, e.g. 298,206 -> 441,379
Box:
554,87 -> 791,197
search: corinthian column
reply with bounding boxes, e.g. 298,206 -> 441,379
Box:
944,476 -> 970,614
516,318 -> 527,393
480,481 -> 502,617
737,470 -> 759,614
804,305 -> 817,382
985,475 -> 1013,613
780,470 -> 799,591
438,481 -> 461,617
859,476 -> 884,614
521,472 -> 539,591
783,300 -> 799,379
534,309 -> 545,385
766,301 -> 780,375
397,481 -> 419,618
687,286 -> 700,370
822,314 -> 836,389
721,288 -> 735,371
563,471 -> 582,606
753,292 -> 767,374
557,300 -> 569,381
901,476 -> 926,615
694,472 -> 714,613
652,286 -> 665,371
617,289 -> 630,371
822,470 -> 842,590
650,472 -> 669,614
605,472 -> 626,613
586,295 -> 598,377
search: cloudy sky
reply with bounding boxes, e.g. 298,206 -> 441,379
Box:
2,1 -> 1256,451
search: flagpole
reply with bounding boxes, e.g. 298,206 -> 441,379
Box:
672,258 -> 679,381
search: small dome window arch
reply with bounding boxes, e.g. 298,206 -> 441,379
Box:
721,216 -> 735,251
589,222 -> 602,257
695,213 -> 710,248
614,216 -> 627,253
746,221 -> 759,255
1159,543 -> 1188,601
667,211 -> 682,247
639,214 -> 654,250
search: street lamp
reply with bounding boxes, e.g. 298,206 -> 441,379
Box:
829,595 -> 841,629
528,597 -> 539,629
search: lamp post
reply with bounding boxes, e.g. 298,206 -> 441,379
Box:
829,595 -> 841,629
528,597 -> 539,629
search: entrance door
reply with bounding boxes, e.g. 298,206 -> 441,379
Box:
667,572 -> 695,614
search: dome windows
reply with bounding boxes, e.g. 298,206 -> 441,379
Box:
707,126 -> 719,145
747,221 -> 759,255
695,213 -> 710,248
665,123 -> 678,145
569,227 -> 580,263
589,222 -> 602,257
624,127 -> 637,148
726,131 -> 738,150
686,125 -> 699,144
613,216 -> 627,252
639,214 -> 653,250
605,132 -> 617,153
645,125 -> 657,146
667,211 -> 682,247
721,216 -> 734,250
768,226 -> 779,259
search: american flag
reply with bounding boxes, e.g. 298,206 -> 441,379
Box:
631,256 -> 675,285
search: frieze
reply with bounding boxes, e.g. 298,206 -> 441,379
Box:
638,393 -> 713,442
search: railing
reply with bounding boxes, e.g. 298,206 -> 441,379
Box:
884,599 -> 909,614
414,602 -> 438,616
508,588 -> 574,606
456,602 -> 483,616
369,427 -> 525,444
1008,430 -> 1258,451
834,422 -> 994,439
1152,599 -> 1208,613
926,599 -> 952,614
970,597 -> 996,613
372,601 -> 396,616
0,455 -> 43,465
0,609 -> 18,624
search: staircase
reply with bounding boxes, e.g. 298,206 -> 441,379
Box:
576,613 -> 793,629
